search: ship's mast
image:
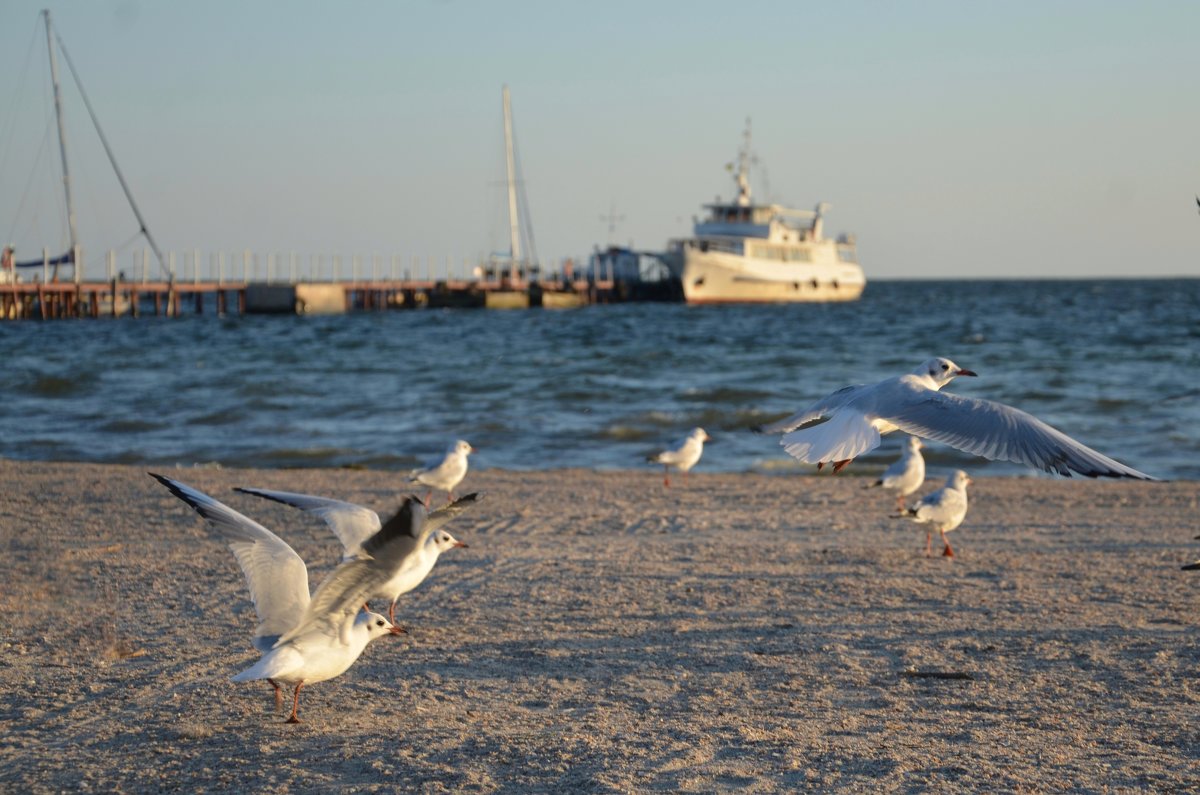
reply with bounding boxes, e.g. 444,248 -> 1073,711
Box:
502,85 -> 521,280
44,9 -> 78,280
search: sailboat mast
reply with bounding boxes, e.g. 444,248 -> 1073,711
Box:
44,9 -> 78,279
502,85 -> 521,280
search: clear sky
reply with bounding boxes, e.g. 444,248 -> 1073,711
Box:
1,0 -> 1197,279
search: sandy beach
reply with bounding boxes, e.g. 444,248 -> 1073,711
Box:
1,459 -> 1197,792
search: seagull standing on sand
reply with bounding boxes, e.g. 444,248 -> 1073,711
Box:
903,469 -> 971,557
756,357 -> 1154,480
150,473 -> 418,723
235,487 -> 479,625
411,440 -> 473,505
647,427 -> 712,487
871,435 -> 926,512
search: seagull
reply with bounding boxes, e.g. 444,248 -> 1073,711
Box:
902,469 -> 971,557
756,357 -> 1154,479
150,473 -> 417,723
647,427 -> 712,487
410,440 -> 473,505
870,436 -> 926,512
235,487 -> 480,624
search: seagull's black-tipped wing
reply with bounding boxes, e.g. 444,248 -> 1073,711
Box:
425,492 -> 485,534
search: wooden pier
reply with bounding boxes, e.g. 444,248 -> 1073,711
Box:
0,276 -> 629,321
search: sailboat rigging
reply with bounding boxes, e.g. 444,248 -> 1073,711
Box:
3,10 -> 166,281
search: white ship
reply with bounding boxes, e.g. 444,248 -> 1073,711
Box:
664,122 -> 865,304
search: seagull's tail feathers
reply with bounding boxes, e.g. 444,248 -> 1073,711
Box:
231,646 -> 300,683
1183,561 -> 1200,571
780,411 -> 881,465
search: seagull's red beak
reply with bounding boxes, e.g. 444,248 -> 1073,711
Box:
388,625 -> 406,636
453,541 -> 469,549
956,369 -> 978,377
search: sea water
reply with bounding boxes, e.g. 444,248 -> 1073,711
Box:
2,279 -> 1196,479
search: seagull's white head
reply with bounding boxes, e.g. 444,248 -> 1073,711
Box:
690,427 -> 712,443
905,436 -> 923,452
357,611 -> 405,638
430,529 -> 469,554
452,440 -> 474,457
947,470 -> 972,491
914,357 -> 977,389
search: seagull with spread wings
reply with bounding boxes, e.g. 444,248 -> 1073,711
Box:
150,473 -> 421,723
756,357 -> 1154,480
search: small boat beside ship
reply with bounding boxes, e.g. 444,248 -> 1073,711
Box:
663,122 -> 865,304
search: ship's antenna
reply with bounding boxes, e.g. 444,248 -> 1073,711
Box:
734,117 -> 752,207
600,200 -> 625,243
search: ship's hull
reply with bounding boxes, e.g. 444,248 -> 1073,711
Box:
674,248 -> 865,304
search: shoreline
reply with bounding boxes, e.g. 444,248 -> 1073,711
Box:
2,460 -> 1198,791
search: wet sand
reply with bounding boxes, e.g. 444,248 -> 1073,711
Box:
1,460 -> 1197,792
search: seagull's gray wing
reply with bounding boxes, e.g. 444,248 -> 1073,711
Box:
412,450 -> 449,479
425,492 -> 485,535
234,487 -> 382,558
277,497 -> 427,644
754,384 -> 869,434
883,392 -> 1156,480
150,474 -> 309,651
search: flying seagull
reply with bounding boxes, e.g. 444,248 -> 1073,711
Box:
756,357 -> 1154,479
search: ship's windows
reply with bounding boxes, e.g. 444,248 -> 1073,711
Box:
793,282 -> 801,290
700,241 -> 709,253
693,277 -> 705,288
832,280 -> 840,289
810,279 -> 819,289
